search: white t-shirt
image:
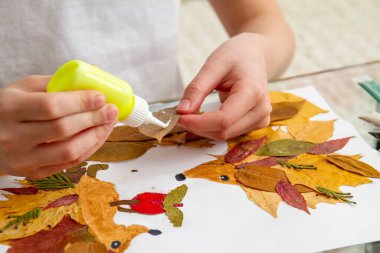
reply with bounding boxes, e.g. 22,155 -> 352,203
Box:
0,0 -> 183,102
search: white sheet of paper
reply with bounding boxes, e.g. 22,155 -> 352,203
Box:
1,86 -> 380,253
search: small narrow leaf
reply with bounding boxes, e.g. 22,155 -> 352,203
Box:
0,187 -> 38,195
44,194 -> 79,210
224,136 -> 267,163
326,154 -> 380,178
317,186 -> 356,204
277,161 -> 317,171
308,137 -> 353,154
236,157 -> 291,169
255,139 -> 315,157
275,180 -> 310,214
0,208 -> 41,233
164,206 -> 184,227
163,184 -> 188,206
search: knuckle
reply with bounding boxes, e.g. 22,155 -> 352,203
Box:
52,119 -> 71,137
216,131 -> 229,141
61,145 -> 79,162
39,97 -> 60,118
256,116 -> 270,129
219,115 -> 232,131
78,92 -> 95,111
95,124 -> 111,140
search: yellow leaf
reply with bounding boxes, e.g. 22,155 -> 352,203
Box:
0,204 -> 80,242
183,159 -> 237,185
302,192 -> 342,209
77,175 -> 148,253
287,120 -> 335,143
240,185 -> 282,218
278,154 -> 371,192
227,126 -> 278,150
269,91 -> 327,125
0,188 -> 77,218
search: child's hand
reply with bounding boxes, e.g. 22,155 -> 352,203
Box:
176,33 -> 272,140
0,75 -> 118,178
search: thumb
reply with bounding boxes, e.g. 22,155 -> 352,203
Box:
176,64 -> 226,115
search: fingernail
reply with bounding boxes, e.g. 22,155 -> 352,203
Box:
106,105 -> 118,122
177,99 -> 190,111
94,94 -> 106,108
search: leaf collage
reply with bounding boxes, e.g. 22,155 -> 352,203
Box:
182,91 -> 380,217
1,90 -> 379,252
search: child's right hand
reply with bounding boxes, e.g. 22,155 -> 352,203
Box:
0,75 -> 118,179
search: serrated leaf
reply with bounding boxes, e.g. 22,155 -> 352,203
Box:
86,164 -> 109,178
308,137 -> 353,154
255,139 -> 315,157
88,141 -> 155,162
164,206 -> 184,227
326,154 -> 380,178
287,120 -> 335,143
224,137 -> 267,163
275,180 -> 310,214
163,185 -> 188,206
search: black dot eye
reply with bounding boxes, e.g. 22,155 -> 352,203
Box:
111,240 -> 121,249
175,173 -> 186,181
220,175 -> 229,181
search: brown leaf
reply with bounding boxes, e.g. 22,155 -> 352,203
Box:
7,216 -> 85,253
64,167 -> 87,184
183,159 -> 237,185
107,125 -> 152,142
64,241 -> 107,253
270,100 -> 305,122
275,180 -> 310,214
224,137 -> 267,163
44,195 -> 79,210
239,185 -> 282,218
287,120 -> 335,143
255,139 -> 315,157
86,164 -> 109,178
0,187 -> 38,195
308,137 -> 353,154
326,154 -> 380,178
88,141 -> 155,162
236,165 -> 289,192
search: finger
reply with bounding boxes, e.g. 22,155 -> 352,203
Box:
12,75 -> 51,92
32,120 -> 115,167
177,58 -> 230,114
14,90 -> 106,121
31,133 -> 110,179
19,104 -> 118,145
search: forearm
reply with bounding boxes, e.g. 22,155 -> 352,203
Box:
209,0 -> 295,80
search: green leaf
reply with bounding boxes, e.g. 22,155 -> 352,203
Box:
29,172 -> 74,190
87,164 -> 109,178
163,184 -> 188,207
255,139 -> 315,157
164,206 -> 184,227
0,208 -> 41,233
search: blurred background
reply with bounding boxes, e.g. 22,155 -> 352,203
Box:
178,0 -> 380,84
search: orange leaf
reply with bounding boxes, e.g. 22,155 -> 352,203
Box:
287,120 -> 335,143
326,154 -> 380,178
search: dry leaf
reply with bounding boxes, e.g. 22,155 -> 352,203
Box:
64,167 -> 87,184
86,164 -> 109,178
0,187 -> 38,195
224,137 -> 267,164
308,137 -> 353,154
236,157 -> 290,169
183,159 -> 237,185
7,216 -> 85,253
228,127 -> 279,149
269,91 -> 327,125
65,241 -> 107,253
88,141 -> 155,162
77,175 -> 148,252
270,100 -> 305,122
239,185 -> 282,218
279,154 -> 371,192
44,195 -> 79,210
287,120 -> 335,143
107,125 -> 152,142
275,180 -> 309,214
326,154 -> 380,178
236,165 -> 289,192
138,107 -> 180,142
255,139 -> 315,157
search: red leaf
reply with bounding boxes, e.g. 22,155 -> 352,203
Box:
275,180 -> 310,214
236,157 -> 292,169
225,136 -> 267,164
1,187 -> 38,195
8,216 -> 85,253
308,137 -> 353,154
130,192 -> 167,214
44,194 -> 79,210
185,132 -> 203,142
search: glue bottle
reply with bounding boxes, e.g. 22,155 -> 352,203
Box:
47,60 -> 168,128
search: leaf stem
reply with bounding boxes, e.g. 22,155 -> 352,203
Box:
277,161 -> 317,171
